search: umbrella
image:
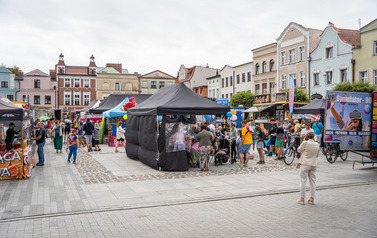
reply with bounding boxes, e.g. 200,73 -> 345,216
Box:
64,119 -> 73,123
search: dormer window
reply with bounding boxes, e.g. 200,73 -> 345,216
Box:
90,69 -> 96,75
325,47 -> 333,59
34,79 -> 40,88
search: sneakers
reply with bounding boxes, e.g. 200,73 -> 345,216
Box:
67,160 -> 71,163
73,161 -> 76,164
235,165 -> 243,167
36,163 -> 44,166
257,161 -> 265,164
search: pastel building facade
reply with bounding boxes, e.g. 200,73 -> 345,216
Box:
207,73 -> 220,100
276,22 -> 322,94
0,68 -> 18,101
18,69 -> 58,107
220,62 -> 253,100
310,23 -> 360,97
353,18 -> 377,84
139,70 -> 176,94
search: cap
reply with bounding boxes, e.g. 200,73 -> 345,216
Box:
72,129 -> 78,133
349,110 -> 362,120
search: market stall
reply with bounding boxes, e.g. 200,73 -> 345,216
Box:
79,99 -> 102,123
126,83 -> 230,171
0,97 -> 34,180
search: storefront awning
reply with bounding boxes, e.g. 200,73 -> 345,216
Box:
255,104 -> 275,112
243,107 -> 259,113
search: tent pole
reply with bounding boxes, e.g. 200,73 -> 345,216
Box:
229,117 -> 232,167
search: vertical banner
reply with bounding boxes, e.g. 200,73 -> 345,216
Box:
289,75 -> 295,113
324,91 -> 372,150
370,92 -> 377,157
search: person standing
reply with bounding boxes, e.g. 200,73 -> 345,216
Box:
229,123 -> 237,163
115,121 -> 125,153
300,122 -> 314,142
196,124 -> 213,171
312,118 -> 324,144
93,122 -> 101,151
5,123 -> 18,150
67,129 -> 78,164
208,120 -> 216,137
255,125 -> 266,164
83,119 -> 94,152
52,120 -> 63,153
283,118 -> 291,147
237,120 -> 253,167
267,118 -> 277,157
297,131 -> 320,205
275,122 -> 285,160
248,118 -> 256,152
77,121 -> 85,148
32,122 -> 46,166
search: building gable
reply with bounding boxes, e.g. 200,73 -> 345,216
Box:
361,18 -> 377,33
140,70 -> 175,79
24,69 -> 49,77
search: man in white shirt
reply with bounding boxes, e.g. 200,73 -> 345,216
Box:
208,120 -> 216,136
300,122 -> 314,141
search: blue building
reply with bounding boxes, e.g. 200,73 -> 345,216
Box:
309,23 -> 360,97
0,67 -> 19,101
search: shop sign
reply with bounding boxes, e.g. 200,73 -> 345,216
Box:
276,105 -> 284,110
275,92 -> 287,103
255,94 -> 271,104
216,98 -> 229,106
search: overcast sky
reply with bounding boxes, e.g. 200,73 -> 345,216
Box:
0,0 -> 376,76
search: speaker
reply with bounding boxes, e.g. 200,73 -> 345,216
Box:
55,110 -> 62,120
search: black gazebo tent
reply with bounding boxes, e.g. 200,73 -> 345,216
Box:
292,99 -> 326,115
126,83 -> 230,171
0,98 -> 31,121
89,94 -> 152,114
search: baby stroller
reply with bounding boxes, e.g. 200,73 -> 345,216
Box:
213,138 -> 231,166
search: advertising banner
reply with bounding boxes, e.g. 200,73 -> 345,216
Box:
255,94 -> 271,104
289,76 -> 294,113
370,92 -> 377,157
324,91 -> 372,150
0,148 -> 34,180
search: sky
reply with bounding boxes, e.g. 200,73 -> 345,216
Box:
0,0 -> 376,76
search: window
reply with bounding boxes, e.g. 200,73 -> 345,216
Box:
289,49 -> 296,63
64,92 -> 71,105
222,78 -> 224,88
300,71 -> 305,87
373,41 -> 377,55
7,95 -> 14,101
226,77 -> 228,87
230,76 -> 233,86
209,89 -> 211,97
226,94 -> 228,99
242,73 -> 245,82
269,60 -> 274,72
262,83 -> 267,94
373,70 -> 377,85
74,93 -> 80,105
247,72 -> 251,82
255,84 -> 260,95
216,89 -> 219,98
313,73 -> 320,86
151,81 -> 157,89
359,71 -> 368,82
222,94 -> 224,98
64,78 -> 71,87
34,79 -> 40,88
45,95 -> 51,104
289,73 -> 297,87
325,47 -> 333,59
22,95 -> 27,102
262,61 -> 267,73
159,81 -> 165,88
90,69 -> 96,75
269,82 -> 275,94
299,46 -> 305,61
84,79 -> 90,87
74,78 -> 80,87
236,75 -> 240,84
114,82 -> 121,91
255,63 -> 260,74
340,69 -> 347,83
230,93 -> 232,98
281,52 -> 286,65
326,71 -> 333,85
34,95 -> 40,104
59,68 -> 64,74
281,75 -> 287,90
1,81 -> 8,88
84,93 -> 90,105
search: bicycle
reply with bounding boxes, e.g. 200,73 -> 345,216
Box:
322,143 -> 348,163
283,135 -> 301,165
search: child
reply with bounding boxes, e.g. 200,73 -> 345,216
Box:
190,138 -> 200,167
275,122 -> 285,160
67,129 -> 78,164
93,122 -> 101,151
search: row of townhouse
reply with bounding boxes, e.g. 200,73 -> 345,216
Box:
0,53 -> 176,111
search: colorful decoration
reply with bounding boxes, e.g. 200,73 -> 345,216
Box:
231,110 -> 236,115
123,115 -> 128,120
231,115 -> 237,121
121,97 -> 136,111
226,112 -> 233,118
158,116 -> 163,122
246,125 -> 254,133
204,115 -> 211,121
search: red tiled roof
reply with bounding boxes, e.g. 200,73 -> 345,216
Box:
179,66 -> 195,82
89,62 -> 97,67
333,26 -> 360,47
65,66 -> 88,75
57,60 -> 65,66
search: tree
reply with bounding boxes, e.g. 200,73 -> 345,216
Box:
284,88 -> 310,103
230,91 -> 255,107
0,64 -> 23,76
333,81 -> 376,93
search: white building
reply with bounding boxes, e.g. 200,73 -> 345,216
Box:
207,73 -> 220,99
220,62 -> 253,99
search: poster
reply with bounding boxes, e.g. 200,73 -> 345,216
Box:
370,92 -> 377,157
324,91 -> 371,150
0,148 -> 34,180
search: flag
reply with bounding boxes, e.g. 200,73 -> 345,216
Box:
289,75 -> 295,113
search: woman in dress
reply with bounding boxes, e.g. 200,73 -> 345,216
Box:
52,120 -> 63,153
115,121 -> 125,153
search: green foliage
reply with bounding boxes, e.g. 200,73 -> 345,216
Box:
0,64 -> 23,76
284,88 -> 310,103
230,91 -> 255,107
333,81 -> 376,93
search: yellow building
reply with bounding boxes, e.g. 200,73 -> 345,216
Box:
96,63 -> 140,99
353,18 -> 377,83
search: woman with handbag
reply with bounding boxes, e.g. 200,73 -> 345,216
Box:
296,131 -> 320,205
254,125 -> 266,164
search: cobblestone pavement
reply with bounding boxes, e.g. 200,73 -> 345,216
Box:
76,147 -> 295,184
0,183 -> 375,238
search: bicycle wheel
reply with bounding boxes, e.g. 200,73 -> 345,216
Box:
326,144 -> 337,163
322,144 -> 328,156
283,147 -> 295,165
340,151 -> 348,161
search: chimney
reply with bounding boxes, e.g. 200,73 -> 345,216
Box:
106,63 -> 122,73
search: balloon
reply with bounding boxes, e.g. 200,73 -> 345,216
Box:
158,115 -> 163,122
204,115 -> 211,120
231,115 -> 237,121
226,112 -> 233,118
123,115 -> 127,120
231,110 -> 237,115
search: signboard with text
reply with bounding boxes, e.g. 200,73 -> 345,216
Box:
275,92 -> 287,103
255,94 -> 271,104
216,98 -> 229,106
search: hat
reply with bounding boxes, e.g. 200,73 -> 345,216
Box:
349,110 -> 362,120
284,118 -> 288,121
72,129 -> 78,133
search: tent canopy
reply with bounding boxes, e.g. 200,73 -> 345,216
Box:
89,94 -> 152,114
80,99 -> 101,113
103,97 -> 129,118
128,83 -> 230,116
293,99 -> 326,114
0,97 -> 31,121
